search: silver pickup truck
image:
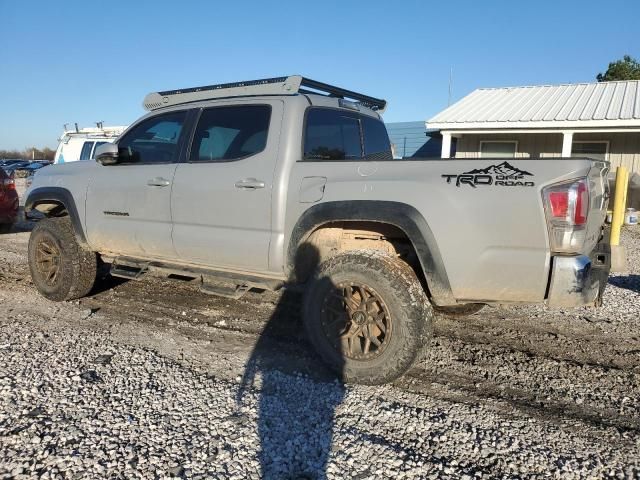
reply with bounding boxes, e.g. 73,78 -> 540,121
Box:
24,76 -> 611,384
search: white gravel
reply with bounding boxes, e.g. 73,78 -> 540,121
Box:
0,227 -> 639,479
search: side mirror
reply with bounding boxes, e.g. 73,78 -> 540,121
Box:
95,143 -> 120,165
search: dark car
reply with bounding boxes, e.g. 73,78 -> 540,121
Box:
0,159 -> 26,167
0,168 -> 19,233
1,161 -> 31,176
13,160 -> 51,178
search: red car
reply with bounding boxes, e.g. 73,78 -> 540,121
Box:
0,168 -> 19,233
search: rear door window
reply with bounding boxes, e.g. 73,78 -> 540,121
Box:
304,109 -> 362,160
190,105 -> 271,162
79,142 -> 94,161
362,116 -> 392,161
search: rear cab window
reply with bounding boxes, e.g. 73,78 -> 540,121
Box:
362,116 -> 392,160
303,108 -> 391,161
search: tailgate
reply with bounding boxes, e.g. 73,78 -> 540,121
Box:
583,160 -> 610,253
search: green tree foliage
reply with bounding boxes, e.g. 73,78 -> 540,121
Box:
597,55 -> 640,82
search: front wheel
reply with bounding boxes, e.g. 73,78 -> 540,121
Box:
28,217 -> 97,301
303,251 -> 433,385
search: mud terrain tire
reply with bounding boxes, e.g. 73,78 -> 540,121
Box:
28,217 -> 97,301
303,250 -> 433,385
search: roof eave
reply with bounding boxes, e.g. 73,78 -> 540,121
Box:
426,119 -> 640,131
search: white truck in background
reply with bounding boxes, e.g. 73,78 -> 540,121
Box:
54,124 -> 127,164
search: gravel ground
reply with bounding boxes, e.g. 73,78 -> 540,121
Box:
0,223 -> 639,479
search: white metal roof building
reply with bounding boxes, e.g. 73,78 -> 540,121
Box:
426,80 -> 640,172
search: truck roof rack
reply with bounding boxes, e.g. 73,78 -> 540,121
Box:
142,75 -> 387,113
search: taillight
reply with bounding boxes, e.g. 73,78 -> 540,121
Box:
548,191 -> 569,218
574,181 -> 588,225
543,178 -> 590,253
1,178 -> 15,190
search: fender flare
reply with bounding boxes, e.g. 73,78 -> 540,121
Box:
287,200 -> 455,305
24,187 -> 88,246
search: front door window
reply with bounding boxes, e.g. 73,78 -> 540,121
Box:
117,112 -> 187,164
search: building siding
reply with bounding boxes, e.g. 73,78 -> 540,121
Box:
385,121 -> 428,158
573,132 -> 640,172
455,132 -> 640,172
455,133 -> 562,159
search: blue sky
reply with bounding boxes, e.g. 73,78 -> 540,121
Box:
1,0 -> 639,149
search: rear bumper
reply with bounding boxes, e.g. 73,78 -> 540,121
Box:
547,244 -> 610,308
0,192 -> 19,224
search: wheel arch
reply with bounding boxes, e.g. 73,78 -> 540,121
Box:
287,200 -> 455,306
24,187 -> 88,247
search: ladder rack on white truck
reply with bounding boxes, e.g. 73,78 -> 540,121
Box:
54,124 -> 128,164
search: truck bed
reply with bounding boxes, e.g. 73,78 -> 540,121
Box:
287,157 -> 609,303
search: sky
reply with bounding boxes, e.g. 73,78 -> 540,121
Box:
1,0 -> 639,150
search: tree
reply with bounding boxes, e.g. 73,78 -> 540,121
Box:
597,55 -> 640,82
0,147 -> 56,161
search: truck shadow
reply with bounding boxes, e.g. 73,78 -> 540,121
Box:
608,274 -> 640,294
88,257 -> 135,296
236,244 -> 346,479
5,207 -> 37,234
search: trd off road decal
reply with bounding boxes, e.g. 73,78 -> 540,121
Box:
442,161 -> 535,188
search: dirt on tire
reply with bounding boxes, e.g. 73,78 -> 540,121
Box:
28,217 -> 97,301
303,250 -> 433,385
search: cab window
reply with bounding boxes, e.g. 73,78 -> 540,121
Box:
362,116 -> 392,161
118,111 -> 187,164
304,108 -> 392,161
190,105 -> 271,162
304,109 -> 361,160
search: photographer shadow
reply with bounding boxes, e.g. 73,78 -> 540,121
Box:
236,244 -> 346,479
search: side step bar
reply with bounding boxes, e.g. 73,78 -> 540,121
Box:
199,283 -> 252,300
108,256 -> 284,299
110,259 -> 150,280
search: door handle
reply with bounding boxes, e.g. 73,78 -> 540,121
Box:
147,177 -> 171,187
235,178 -> 265,189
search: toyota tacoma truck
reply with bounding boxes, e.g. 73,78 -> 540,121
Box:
24,76 -> 611,384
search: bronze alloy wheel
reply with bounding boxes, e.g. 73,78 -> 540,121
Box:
28,217 -> 97,302
34,237 -> 62,286
320,282 -> 392,361
303,251 -> 433,384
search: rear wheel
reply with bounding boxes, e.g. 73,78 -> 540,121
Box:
0,223 -> 12,234
303,251 -> 433,385
28,217 -> 97,301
